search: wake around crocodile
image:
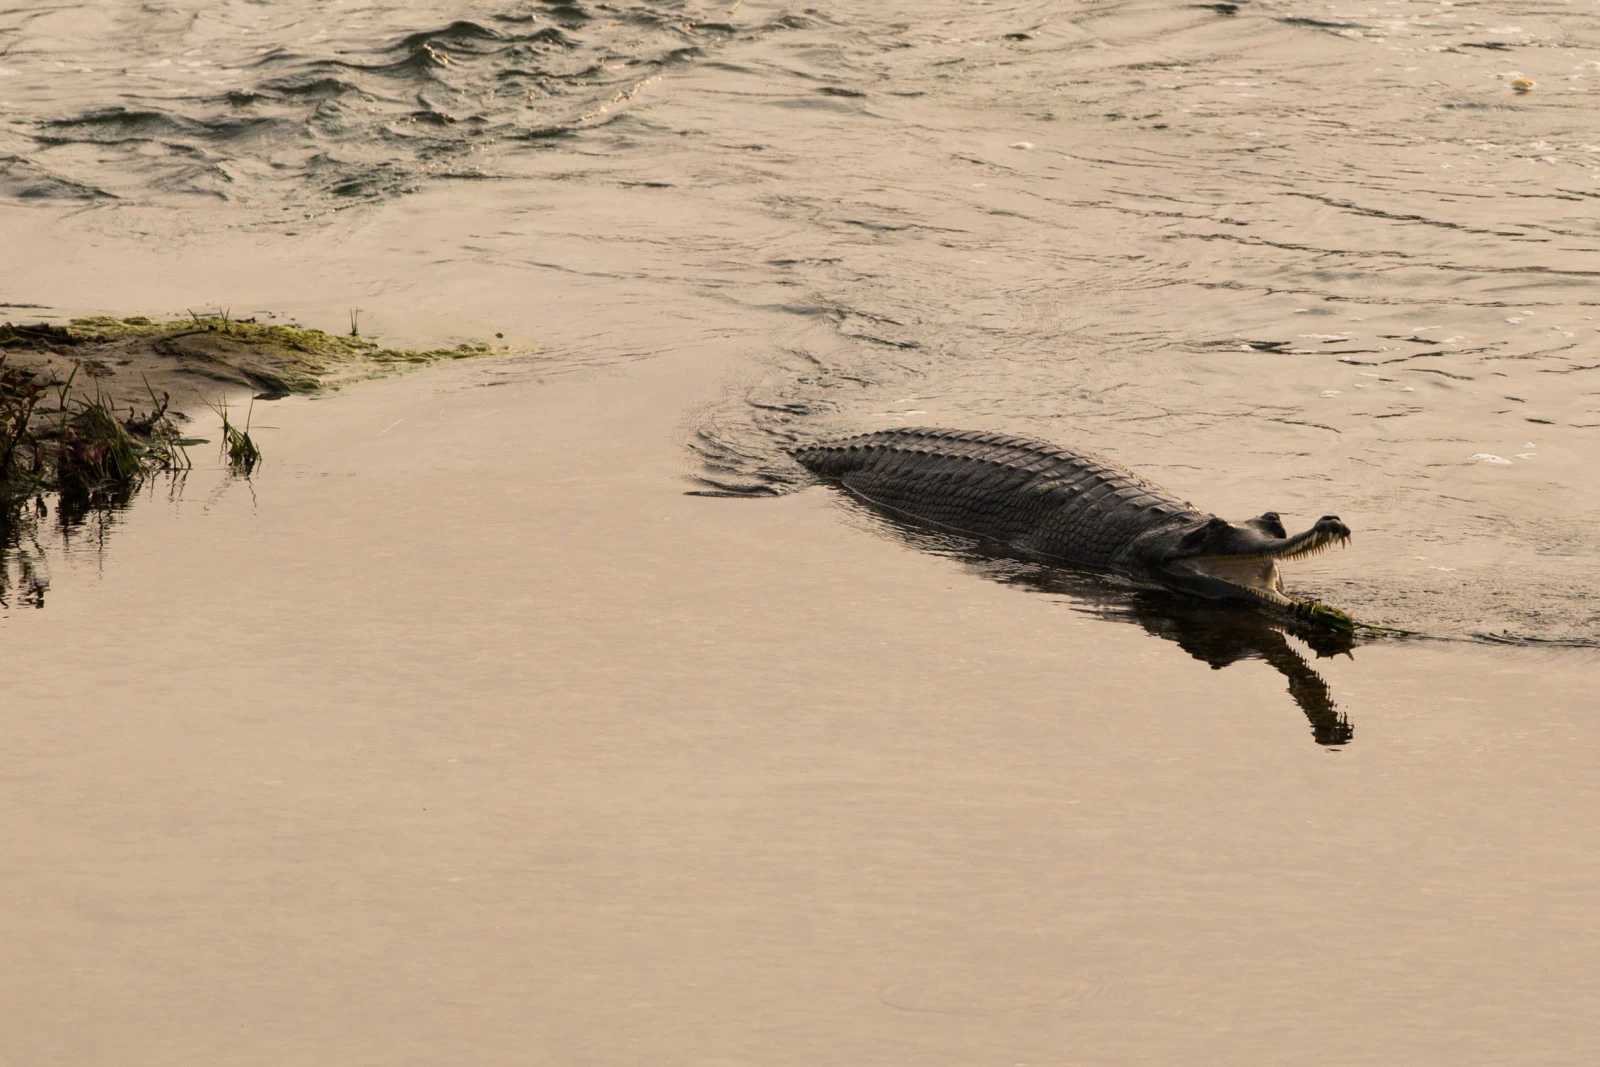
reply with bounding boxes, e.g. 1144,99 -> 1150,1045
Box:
793,428 -> 1355,630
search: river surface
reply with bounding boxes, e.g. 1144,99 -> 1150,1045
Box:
3,0 -> 1599,1063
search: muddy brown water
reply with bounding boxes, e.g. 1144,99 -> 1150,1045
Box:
3,0 -> 1599,1062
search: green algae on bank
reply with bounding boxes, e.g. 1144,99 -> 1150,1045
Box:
60,314 -> 507,394
1290,598 -> 1357,635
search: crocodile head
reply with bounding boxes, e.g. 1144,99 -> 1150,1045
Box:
1137,511 -> 1352,607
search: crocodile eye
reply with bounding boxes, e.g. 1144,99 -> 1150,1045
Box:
1181,516 -> 1227,548
1257,511 -> 1287,538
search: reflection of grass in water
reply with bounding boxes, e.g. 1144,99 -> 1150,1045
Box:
0,473 -> 191,610
0,473 -> 190,610
0,494 -> 49,609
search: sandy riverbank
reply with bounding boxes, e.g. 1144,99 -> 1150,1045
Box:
1,314 -> 508,495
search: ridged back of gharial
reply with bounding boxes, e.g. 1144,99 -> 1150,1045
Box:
791,427 -> 1198,567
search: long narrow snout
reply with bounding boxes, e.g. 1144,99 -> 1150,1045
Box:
1224,515 -> 1352,563
1162,515 -> 1352,606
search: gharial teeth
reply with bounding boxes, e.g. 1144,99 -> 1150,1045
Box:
1276,531 -> 1351,561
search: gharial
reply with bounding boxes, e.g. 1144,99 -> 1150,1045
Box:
792,428 -> 1354,629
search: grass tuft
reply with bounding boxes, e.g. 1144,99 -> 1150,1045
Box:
3,356 -> 188,498
208,398 -> 262,476
0,354 -> 46,481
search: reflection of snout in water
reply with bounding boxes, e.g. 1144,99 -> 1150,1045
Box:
1101,589 -> 1354,747
850,503 -> 1357,747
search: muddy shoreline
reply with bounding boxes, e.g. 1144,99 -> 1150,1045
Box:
1,314 -> 506,496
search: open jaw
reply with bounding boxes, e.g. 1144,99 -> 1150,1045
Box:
1169,524 -> 1352,606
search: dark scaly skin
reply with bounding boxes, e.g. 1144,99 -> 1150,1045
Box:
792,428 -> 1190,569
792,428 -> 1353,620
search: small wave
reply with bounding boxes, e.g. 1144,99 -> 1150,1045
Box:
396,20 -> 507,53
0,157 -> 116,201
12,1 -> 753,213
38,106 -> 208,142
